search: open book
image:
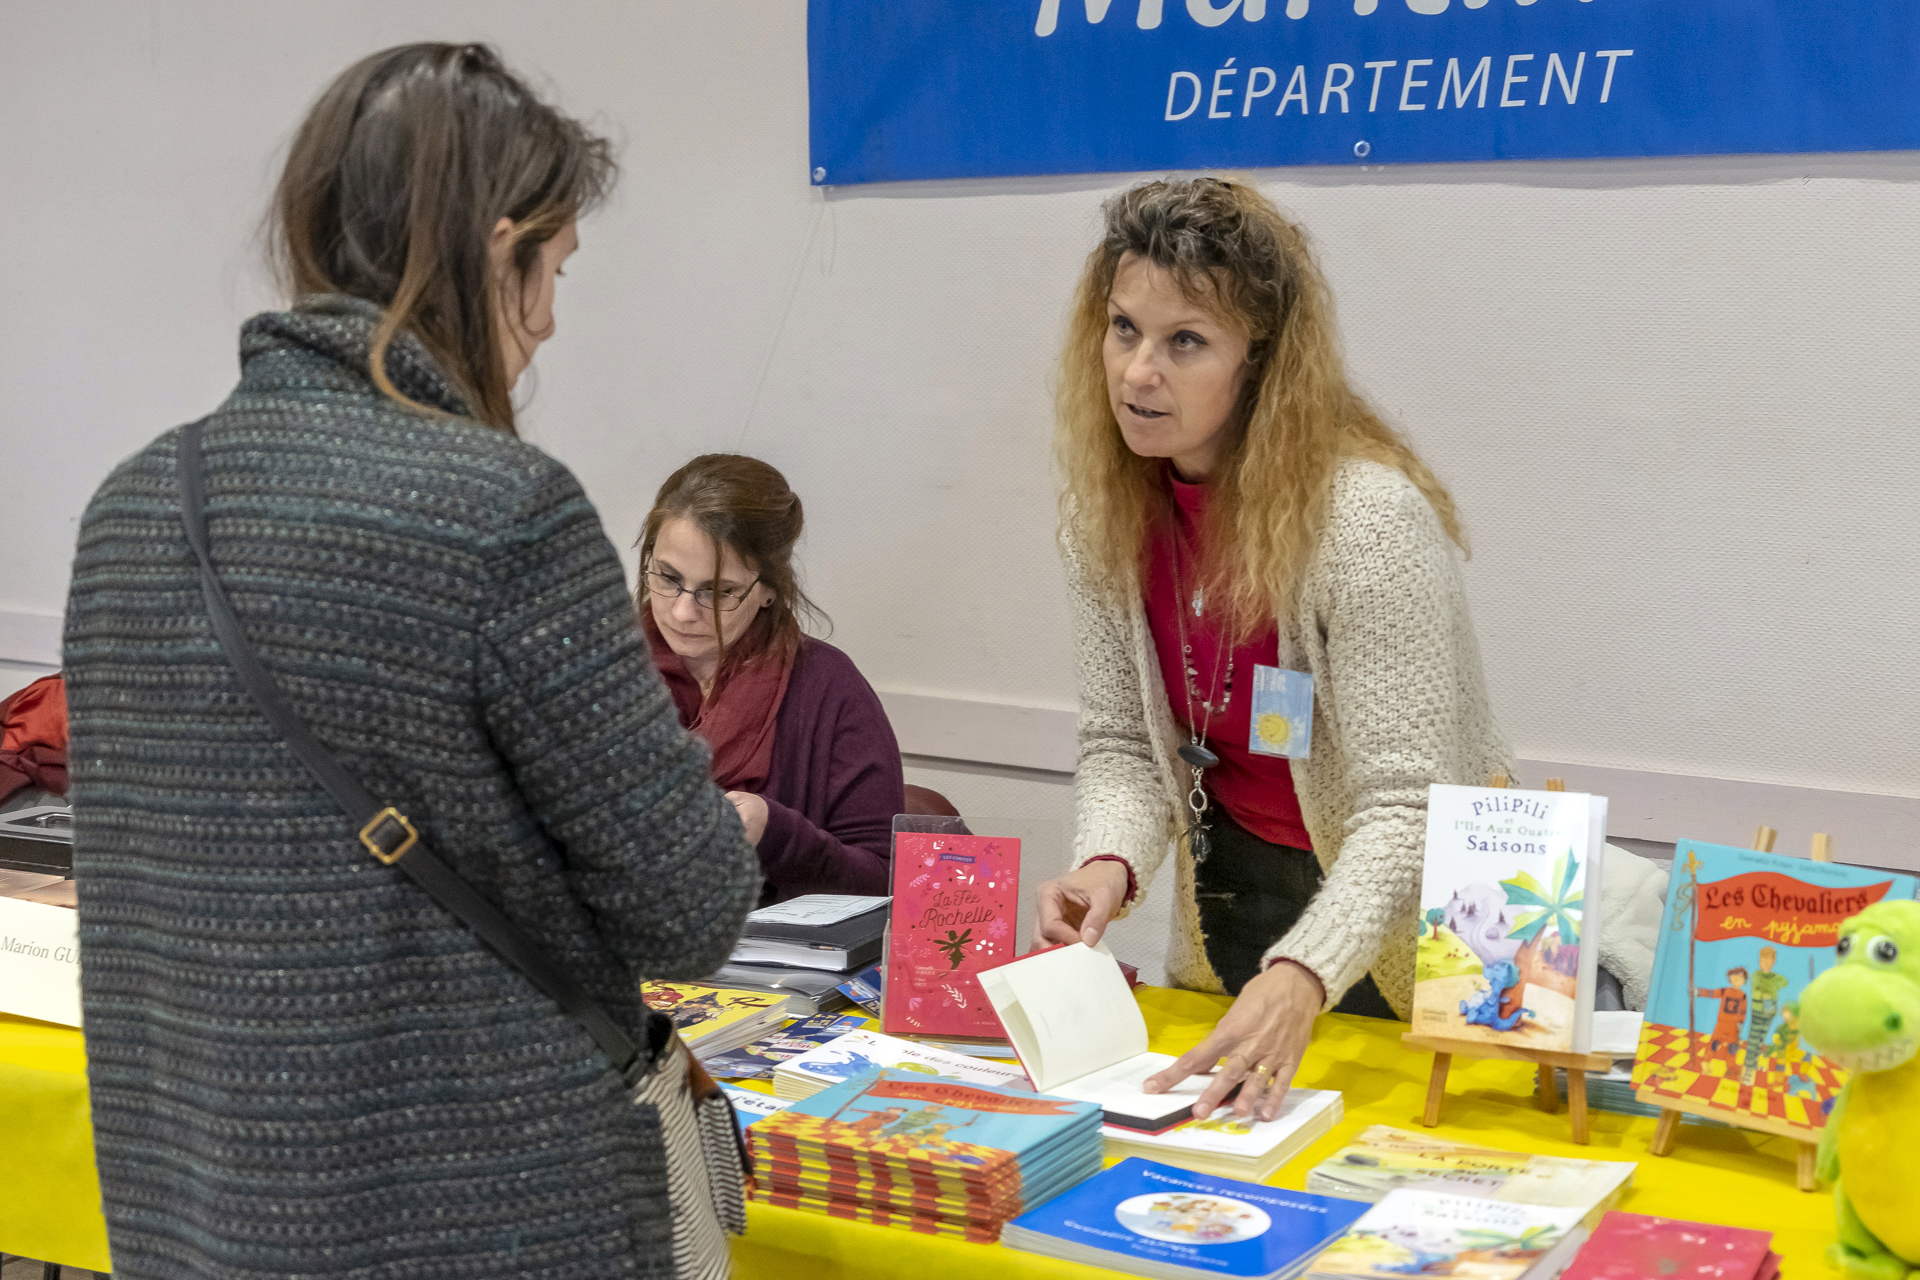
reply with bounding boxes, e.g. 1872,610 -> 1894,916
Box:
978,943 -> 1197,1132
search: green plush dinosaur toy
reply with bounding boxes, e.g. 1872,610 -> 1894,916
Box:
1799,899 -> 1920,1280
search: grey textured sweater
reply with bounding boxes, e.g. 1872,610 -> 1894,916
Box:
63,296 -> 760,1280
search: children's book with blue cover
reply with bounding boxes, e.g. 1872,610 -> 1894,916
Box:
758,1067 -> 1101,1169
1630,838 -> 1918,1140
751,1068 -> 1104,1241
718,1084 -> 788,1131
1002,1157 -> 1369,1280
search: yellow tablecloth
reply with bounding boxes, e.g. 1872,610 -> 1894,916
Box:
734,987 -> 1837,1279
1,987 -> 1835,1277
0,1013 -> 110,1272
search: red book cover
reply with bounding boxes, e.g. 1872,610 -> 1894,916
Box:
1562,1211 -> 1773,1280
881,832 -> 1019,1039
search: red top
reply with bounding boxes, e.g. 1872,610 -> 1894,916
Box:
1141,470 -> 1313,852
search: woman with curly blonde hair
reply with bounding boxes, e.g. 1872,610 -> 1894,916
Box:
1033,177 -> 1510,1122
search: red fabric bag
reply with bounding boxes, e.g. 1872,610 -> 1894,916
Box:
0,673 -> 68,804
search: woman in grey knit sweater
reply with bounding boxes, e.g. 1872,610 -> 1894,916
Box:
62,44 -> 759,1280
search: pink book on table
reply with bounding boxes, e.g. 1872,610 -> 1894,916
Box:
881,832 -> 1019,1039
1562,1211 -> 1774,1280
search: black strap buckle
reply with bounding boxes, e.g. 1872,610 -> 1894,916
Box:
359,807 -> 419,865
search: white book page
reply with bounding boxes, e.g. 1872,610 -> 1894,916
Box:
1037,1050 -> 1185,1116
1107,1087 -> 1342,1156
746,894 -> 889,927
983,943 -> 1146,1091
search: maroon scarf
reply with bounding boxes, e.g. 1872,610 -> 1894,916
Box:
642,607 -> 795,792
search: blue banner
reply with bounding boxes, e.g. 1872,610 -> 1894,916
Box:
807,2 -> 1920,185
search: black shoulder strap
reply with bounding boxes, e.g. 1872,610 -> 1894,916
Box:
177,419 -> 647,1081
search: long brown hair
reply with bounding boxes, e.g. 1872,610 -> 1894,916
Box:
269,42 -> 616,432
636,454 -> 828,679
1056,177 -> 1465,635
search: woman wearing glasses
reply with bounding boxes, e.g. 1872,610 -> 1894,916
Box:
1032,178 -> 1510,1124
638,454 -> 905,903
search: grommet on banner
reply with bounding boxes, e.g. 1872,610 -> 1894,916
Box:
812,166 -> 827,182
1353,140 -> 1372,159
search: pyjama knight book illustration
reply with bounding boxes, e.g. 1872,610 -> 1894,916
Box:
1629,838 -> 1917,1140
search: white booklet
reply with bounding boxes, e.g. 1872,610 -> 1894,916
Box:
978,943 -> 1196,1132
772,1028 -> 1027,1100
745,894 -> 890,928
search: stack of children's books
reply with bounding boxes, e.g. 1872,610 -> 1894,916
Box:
699,1012 -> 866,1081
1561,1211 -> 1777,1280
1002,1157 -> 1369,1280
638,980 -> 789,1060
718,1083 -> 789,1132
748,1067 -> 1104,1241
1305,1189 -> 1591,1280
772,1028 -> 1026,1101
1304,1126 -> 1634,1223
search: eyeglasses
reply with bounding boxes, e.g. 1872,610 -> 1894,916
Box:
642,568 -> 761,613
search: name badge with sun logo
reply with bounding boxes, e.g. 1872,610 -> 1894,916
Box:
1248,665 -> 1312,759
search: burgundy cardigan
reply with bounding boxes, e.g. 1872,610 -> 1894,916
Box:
752,638 -> 904,904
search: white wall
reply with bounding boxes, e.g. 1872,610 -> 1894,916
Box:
5,3 -> 1919,876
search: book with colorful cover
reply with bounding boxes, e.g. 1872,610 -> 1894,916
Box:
701,1013 -> 865,1080
1304,1126 -> 1633,1222
1306,1189 -> 1589,1280
883,831 -> 1020,1040
638,980 -> 788,1056
838,963 -> 884,1017
749,1068 -> 1103,1240
1002,1157 -> 1369,1280
1630,839 -> 1918,1139
719,1084 -> 789,1131
773,1028 -> 1027,1100
1560,1211 -> 1773,1280
1412,785 -> 1608,1054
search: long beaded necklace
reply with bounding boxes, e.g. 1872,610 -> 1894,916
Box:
1170,528 -> 1232,864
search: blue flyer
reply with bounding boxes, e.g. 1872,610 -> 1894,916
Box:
1249,665 -> 1312,759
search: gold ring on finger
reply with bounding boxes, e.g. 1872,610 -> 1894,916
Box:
1251,1062 -> 1274,1080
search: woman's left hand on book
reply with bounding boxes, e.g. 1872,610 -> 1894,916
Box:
1142,960 -> 1325,1122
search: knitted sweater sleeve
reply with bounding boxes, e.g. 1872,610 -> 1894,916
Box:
474,457 -> 761,981
1062,520 -> 1172,912
1262,474 -> 1484,1007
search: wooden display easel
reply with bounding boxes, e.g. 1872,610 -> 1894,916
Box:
1403,773 -> 1613,1144
1645,826 -> 1831,1192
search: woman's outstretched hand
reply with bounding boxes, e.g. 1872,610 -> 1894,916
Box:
1142,960 -> 1325,1122
1032,859 -> 1130,949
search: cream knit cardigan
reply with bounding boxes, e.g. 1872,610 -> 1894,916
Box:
1065,459 -> 1511,1016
